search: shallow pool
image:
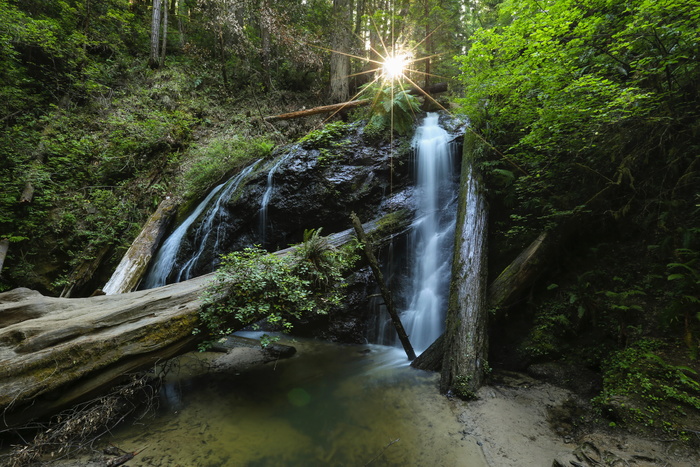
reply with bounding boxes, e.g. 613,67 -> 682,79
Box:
106,337 -> 486,467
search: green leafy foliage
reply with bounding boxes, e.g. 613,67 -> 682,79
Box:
298,121 -> 354,149
359,83 -> 421,137
595,339 -> 700,436
197,230 -> 358,349
456,0 -> 700,248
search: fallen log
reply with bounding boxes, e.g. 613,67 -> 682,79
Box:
264,83 -> 448,122
264,99 -> 370,122
0,216 -> 400,426
102,196 -> 179,295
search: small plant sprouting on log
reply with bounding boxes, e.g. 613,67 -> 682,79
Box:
197,229 -> 358,349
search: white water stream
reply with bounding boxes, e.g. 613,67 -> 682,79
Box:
258,153 -> 290,247
141,161 -> 260,289
377,113 -> 459,353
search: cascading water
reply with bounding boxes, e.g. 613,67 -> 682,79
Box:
141,161 -> 260,289
258,153 -> 290,247
376,113 -> 460,353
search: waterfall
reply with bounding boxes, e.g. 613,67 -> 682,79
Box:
258,154 -> 289,247
141,161 -> 260,289
376,113 -> 460,353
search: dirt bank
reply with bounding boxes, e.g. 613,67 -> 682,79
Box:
459,371 -> 699,466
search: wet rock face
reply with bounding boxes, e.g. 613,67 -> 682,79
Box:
174,122 -> 419,277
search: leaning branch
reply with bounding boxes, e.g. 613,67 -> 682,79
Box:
351,212 -> 416,361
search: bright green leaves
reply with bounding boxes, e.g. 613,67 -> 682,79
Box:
361,83 -> 421,137
198,231 -> 359,349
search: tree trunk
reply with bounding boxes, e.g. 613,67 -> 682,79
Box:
0,218 -> 396,426
102,197 -> 179,295
159,0 -> 168,67
176,0 -> 186,48
351,212 -> 416,361
0,238 -> 9,276
149,0 -> 162,68
259,0 -> 271,90
439,162 -> 489,397
330,0 -> 352,103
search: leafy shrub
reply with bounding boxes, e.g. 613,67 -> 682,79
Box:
360,83 -> 421,137
298,121 -> 354,149
197,230 -> 358,348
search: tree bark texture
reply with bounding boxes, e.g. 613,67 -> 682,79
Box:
159,0 -> 168,67
149,0 -> 162,68
439,162 -> 489,396
0,238 -> 9,276
102,196 -> 179,295
351,212 -> 416,361
329,0 -> 352,103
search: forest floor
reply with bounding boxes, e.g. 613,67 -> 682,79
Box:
461,370 -> 700,466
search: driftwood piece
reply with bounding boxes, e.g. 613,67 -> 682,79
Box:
102,196 -> 179,295
351,212 -> 416,361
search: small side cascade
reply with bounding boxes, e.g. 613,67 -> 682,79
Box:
375,113 -> 460,353
258,153 -> 290,247
141,161 -> 260,289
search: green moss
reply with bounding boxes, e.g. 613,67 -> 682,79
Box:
298,121 -> 354,149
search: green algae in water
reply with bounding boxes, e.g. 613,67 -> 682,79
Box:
106,339 -> 486,467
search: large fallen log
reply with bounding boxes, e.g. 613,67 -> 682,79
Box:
0,217 -> 397,426
264,99 -> 370,122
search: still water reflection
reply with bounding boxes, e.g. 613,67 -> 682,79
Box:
108,337 -> 486,467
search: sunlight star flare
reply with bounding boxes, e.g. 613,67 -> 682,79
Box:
382,53 -> 410,81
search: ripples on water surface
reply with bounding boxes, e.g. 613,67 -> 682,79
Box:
107,337 -> 485,467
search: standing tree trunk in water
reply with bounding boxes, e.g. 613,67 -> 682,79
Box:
149,0 -> 163,68
439,153 -> 489,397
329,0 -> 352,103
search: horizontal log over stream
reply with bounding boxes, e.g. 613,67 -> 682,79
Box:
0,215 -> 408,427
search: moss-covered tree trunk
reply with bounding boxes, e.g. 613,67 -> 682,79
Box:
439,145 -> 489,397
